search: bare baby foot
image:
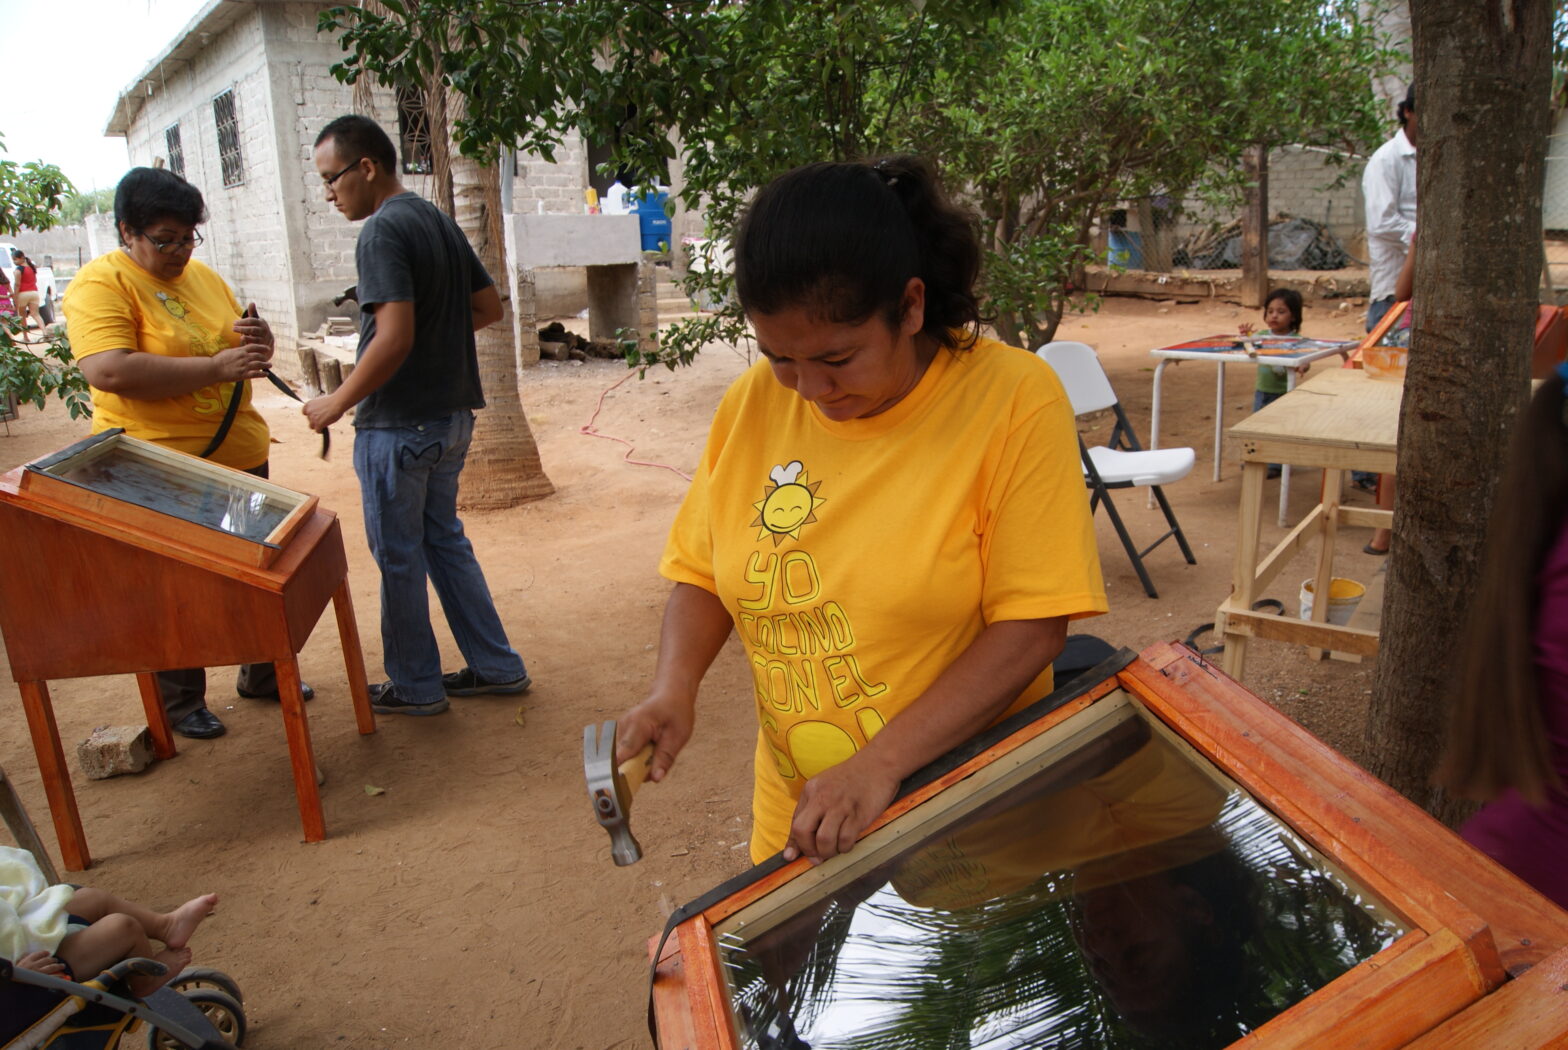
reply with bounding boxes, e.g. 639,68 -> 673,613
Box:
162,893 -> 219,950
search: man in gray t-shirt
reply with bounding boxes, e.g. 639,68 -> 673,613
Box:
304,115 -> 530,716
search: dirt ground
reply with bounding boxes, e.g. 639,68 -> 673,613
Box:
0,293 -> 1386,1047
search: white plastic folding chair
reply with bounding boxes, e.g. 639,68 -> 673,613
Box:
1038,341 -> 1197,598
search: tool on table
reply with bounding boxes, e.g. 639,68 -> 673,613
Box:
584,720 -> 656,866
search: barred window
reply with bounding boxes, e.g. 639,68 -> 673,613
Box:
164,123 -> 185,179
395,85 -> 433,175
213,89 -> 244,187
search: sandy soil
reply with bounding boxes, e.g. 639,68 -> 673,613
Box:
0,293 -> 1385,1047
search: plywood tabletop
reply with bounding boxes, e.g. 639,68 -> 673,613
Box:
1229,367 -> 1404,452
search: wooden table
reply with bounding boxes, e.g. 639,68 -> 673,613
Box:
0,433 -> 375,870
1218,367 -> 1401,679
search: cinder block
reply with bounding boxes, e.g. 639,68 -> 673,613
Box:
77,725 -> 155,780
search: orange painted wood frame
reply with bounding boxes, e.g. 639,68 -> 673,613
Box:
648,643 -> 1568,1049
0,464 -> 375,870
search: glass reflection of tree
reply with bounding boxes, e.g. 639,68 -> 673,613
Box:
725,739 -> 1402,1049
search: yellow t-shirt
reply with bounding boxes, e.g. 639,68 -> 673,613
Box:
63,250 -> 269,470
661,337 -> 1108,861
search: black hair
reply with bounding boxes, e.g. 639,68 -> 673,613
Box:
1263,288 -> 1303,332
1440,372 -> 1568,804
113,167 -> 206,243
1398,84 -> 1415,126
733,155 -> 982,351
315,115 -> 398,176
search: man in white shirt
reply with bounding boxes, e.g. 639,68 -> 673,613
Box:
1362,86 -> 1417,332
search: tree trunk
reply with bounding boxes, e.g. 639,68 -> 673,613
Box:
446,105 -> 555,509
1364,0 -> 1550,822
1240,145 -> 1269,309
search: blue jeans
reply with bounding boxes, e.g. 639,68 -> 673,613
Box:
1366,296 -> 1397,332
353,411 -> 526,704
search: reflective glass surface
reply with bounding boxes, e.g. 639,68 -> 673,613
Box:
51,443 -> 294,543
718,706 -> 1405,1049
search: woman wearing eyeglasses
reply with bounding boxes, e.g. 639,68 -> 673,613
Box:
62,166 -> 307,740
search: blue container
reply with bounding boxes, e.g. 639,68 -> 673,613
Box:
1107,229 -> 1143,269
634,191 -> 672,252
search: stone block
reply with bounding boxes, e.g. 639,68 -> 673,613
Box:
77,725 -> 155,780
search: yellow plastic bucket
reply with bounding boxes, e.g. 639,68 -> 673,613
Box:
1299,577 -> 1366,626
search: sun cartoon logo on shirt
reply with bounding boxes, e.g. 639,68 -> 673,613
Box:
752,461 -> 823,546
156,292 -> 188,320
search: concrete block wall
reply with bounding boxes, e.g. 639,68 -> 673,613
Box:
512,131 -> 591,216
1169,145 -> 1368,265
636,258 -> 658,352
119,14 -> 296,331
272,1 -> 439,344
1260,146 -> 1364,251
512,130 -> 592,316
115,0 -> 616,359
8,226 -> 92,274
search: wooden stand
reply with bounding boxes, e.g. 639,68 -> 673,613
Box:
0,436 -> 374,870
1218,368 -> 1402,679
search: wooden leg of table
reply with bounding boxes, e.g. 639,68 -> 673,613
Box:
1222,461 -> 1268,679
333,581 -> 376,736
274,657 -> 325,843
1308,469 -> 1344,660
16,681 -> 89,871
0,761 -> 60,884
135,672 -> 177,760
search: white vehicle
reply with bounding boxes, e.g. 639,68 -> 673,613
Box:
0,243 -> 57,323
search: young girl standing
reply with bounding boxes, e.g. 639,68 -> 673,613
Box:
1240,288 -> 1304,478
1240,288 -> 1304,412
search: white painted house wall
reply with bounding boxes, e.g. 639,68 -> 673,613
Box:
106,0 -> 598,355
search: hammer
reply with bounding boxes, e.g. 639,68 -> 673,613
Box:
583,720 -> 655,866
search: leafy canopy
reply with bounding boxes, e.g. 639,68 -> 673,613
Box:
324,0 -> 1387,360
0,132 -> 72,237
58,188 -> 116,227
0,131 -> 85,418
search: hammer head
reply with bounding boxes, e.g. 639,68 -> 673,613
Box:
584,720 -> 643,866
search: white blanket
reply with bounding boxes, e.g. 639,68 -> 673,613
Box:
0,845 -> 74,958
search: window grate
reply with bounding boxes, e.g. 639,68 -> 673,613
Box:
396,85 -> 433,175
213,89 -> 244,187
164,124 -> 185,179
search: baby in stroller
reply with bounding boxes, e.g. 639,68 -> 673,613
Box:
2,846 -> 217,1000
2,846 -> 240,1048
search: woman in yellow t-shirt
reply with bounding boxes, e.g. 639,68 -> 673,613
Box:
616,157 -> 1107,865
63,167 -> 307,741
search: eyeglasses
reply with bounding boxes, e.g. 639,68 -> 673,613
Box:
140,230 -> 203,255
323,158 -> 363,187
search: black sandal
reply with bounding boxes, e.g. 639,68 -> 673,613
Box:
1183,600 -> 1285,656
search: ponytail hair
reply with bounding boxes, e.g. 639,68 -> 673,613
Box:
1439,373 -> 1568,805
734,155 -> 982,350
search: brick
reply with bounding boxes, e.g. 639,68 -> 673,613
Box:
76,725 -> 155,780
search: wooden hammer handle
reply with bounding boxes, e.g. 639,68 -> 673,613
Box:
618,743 -> 655,797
